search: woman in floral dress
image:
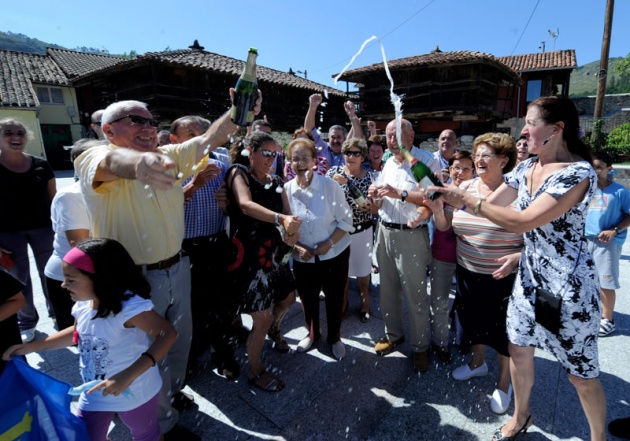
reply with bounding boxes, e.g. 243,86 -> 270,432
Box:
433,95 -> 605,441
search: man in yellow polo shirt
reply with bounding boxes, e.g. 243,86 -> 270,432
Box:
76,91 -> 261,439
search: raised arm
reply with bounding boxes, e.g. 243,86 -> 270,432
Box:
304,94 -> 322,133
344,101 -> 363,140
195,89 -> 263,163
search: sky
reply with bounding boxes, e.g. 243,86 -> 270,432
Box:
3,0 -> 629,90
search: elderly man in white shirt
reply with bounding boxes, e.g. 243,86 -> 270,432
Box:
369,118 -> 441,373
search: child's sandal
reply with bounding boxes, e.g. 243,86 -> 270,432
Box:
248,370 -> 285,392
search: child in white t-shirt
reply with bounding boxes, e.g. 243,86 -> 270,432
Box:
3,238 -> 176,441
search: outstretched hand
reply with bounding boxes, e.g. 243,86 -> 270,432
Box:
136,152 -> 177,191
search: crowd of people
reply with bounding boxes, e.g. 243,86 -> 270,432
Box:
0,91 -> 629,441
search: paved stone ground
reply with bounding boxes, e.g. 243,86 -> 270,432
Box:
19,170 -> 630,440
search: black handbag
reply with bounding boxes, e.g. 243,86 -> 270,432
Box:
535,287 -> 562,334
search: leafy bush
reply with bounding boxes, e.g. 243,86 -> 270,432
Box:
606,123 -> 630,155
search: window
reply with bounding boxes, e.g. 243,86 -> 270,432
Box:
526,80 -> 542,102
36,87 -> 65,104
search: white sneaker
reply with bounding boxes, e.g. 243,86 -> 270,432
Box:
490,384 -> 513,414
296,336 -> 314,353
332,340 -> 345,361
20,328 -> 36,343
452,362 -> 489,381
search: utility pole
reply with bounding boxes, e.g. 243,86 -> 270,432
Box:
592,0 -> 614,150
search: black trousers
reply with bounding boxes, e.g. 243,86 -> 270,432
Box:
292,247 -> 350,345
45,276 -> 75,330
183,232 -> 239,368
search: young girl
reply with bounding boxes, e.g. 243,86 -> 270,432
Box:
3,238 -> 177,441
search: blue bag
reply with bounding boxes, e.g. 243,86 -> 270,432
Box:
0,358 -> 89,441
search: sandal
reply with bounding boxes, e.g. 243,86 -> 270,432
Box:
492,415 -> 532,440
248,370 -> 285,392
268,328 -> 290,353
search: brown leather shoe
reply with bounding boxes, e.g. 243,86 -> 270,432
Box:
374,336 -> 404,356
412,351 -> 429,373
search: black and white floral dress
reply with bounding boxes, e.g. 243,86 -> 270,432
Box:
505,157 -> 600,379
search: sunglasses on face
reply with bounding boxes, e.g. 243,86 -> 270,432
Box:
258,149 -> 278,158
343,150 -> 363,157
108,115 -> 160,128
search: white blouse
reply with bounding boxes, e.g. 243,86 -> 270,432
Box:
286,173 -> 354,263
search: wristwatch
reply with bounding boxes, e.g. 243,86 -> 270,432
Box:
614,226 -> 622,235
401,190 -> 408,202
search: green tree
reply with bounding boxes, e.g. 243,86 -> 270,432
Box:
121,50 -> 138,59
606,123 -> 630,156
613,53 -> 630,77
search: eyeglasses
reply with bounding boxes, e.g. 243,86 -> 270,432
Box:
451,166 -> 473,173
258,150 -> 278,158
93,121 -> 102,126
473,153 -> 497,161
343,150 -> 363,157
291,156 -> 312,163
108,115 -> 160,128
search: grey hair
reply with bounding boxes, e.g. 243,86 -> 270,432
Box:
328,124 -> 348,138
101,100 -> 149,125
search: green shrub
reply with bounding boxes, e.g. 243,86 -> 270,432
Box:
606,123 -> 630,155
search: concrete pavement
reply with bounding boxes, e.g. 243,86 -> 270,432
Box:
20,170 -> 630,440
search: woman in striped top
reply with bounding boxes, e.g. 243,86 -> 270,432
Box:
427,133 -> 522,415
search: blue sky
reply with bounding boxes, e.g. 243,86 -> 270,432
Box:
4,0 -> 629,89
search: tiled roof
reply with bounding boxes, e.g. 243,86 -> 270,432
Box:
73,49 -> 346,97
0,50 -> 68,107
497,49 -> 577,72
47,48 -> 123,78
0,48 -> 124,108
335,50 -> 522,84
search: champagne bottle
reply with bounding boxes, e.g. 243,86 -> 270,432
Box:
399,146 -> 443,200
348,182 -> 369,208
341,172 -> 368,208
230,48 -> 258,126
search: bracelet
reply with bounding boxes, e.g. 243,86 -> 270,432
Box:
141,352 -> 157,367
350,115 -> 359,121
274,212 -> 281,226
329,238 -> 335,249
473,198 -> 484,215
460,204 -> 467,211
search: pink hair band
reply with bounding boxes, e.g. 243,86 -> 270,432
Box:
63,248 -> 95,273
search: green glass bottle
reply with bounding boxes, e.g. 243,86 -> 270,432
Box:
230,48 -> 258,126
399,146 -> 443,199
348,182 -> 369,208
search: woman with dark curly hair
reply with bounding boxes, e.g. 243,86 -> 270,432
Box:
225,131 -> 301,392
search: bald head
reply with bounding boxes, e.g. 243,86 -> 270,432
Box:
385,119 -> 414,159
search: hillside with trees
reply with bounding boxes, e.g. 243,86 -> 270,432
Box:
569,57 -> 630,97
0,30 -> 108,55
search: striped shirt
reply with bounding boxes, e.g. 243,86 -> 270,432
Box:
452,178 -> 523,274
